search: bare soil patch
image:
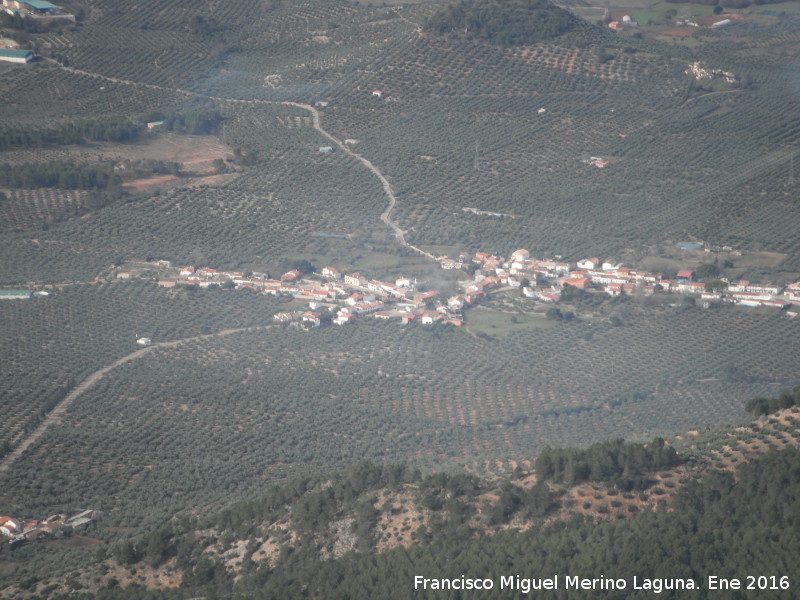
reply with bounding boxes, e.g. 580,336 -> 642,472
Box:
123,174 -> 180,190
661,27 -> 697,36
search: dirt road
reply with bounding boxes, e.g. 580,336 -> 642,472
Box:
0,327 -> 266,474
45,59 -> 436,262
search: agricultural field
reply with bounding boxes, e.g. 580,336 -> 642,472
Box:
0,281 -> 284,463
0,0 -> 799,589
1,304 -> 797,531
1,0 -> 799,277
0,133 -> 235,231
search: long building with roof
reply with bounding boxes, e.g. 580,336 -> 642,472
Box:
2,0 -> 73,20
0,48 -> 33,63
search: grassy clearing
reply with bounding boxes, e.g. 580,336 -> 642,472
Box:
734,251 -> 788,268
353,252 -> 406,270
651,1 -> 715,16
464,306 -> 557,336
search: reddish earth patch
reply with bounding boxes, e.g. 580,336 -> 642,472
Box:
123,174 -> 180,190
661,27 -> 696,36
695,14 -> 738,26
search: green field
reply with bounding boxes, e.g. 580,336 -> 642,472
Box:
464,305 -> 558,335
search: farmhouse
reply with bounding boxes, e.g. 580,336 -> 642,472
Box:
0,48 -> 33,63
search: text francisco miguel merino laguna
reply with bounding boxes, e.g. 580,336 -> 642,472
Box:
414,574 -> 700,594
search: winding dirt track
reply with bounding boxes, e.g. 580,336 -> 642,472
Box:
0,327 -> 266,474
0,59 -> 441,472
46,59 -> 435,260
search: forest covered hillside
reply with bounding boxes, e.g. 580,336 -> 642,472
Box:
2,404 -> 799,598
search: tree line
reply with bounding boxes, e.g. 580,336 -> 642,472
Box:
425,0 -> 579,46
0,161 -> 120,190
0,107 -> 224,150
745,386 -> 800,417
0,117 -> 140,149
534,437 -> 680,489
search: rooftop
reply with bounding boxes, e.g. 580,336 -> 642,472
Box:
22,0 -> 58,9
0,49 -> 33,58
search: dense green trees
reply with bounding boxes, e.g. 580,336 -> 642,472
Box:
38,448 -> 800,599
425,0 -> 579,46
535,438 -> 680,489
0,161 -> 120,190
0,117 -> 140,149
745,386 -> 800,417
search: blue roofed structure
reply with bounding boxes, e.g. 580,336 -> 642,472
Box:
0,48 -> 34,63
23,0 -> 57,8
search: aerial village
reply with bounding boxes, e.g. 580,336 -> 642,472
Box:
0,510 -> 100,550
0,0 -> 74,65
142,248 -> 800,331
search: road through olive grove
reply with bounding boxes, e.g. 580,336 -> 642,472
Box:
0,327 -> 269,474
2,60 -> 438,474
45,59 -> 436,261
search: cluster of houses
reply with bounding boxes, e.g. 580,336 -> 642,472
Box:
157,266 -> 461,329
436,249 -> 797,310
685,61 -> 736,84
150,248 -> 797,333
0,510 -> 99,549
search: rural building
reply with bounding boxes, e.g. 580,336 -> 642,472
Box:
676,269 -> 695,282
136,337 -> 152,346
0,48 -> 33,63
372,90 -> 383,98
146,121 -> 165,130
510,249 -> 530,261
0,289 -> 31,299
577,257 -> 599,270
319,146 -> 333,153
0,517 -> 19,536
2,0 -> 73,19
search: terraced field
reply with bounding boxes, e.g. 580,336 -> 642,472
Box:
0,0 -> 799,572
2,305 -> 797,526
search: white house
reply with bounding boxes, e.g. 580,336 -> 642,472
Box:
321,266 -> 340,279
577,258 -> 599,270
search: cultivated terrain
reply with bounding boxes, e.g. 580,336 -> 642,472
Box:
0,0 -> 799,596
